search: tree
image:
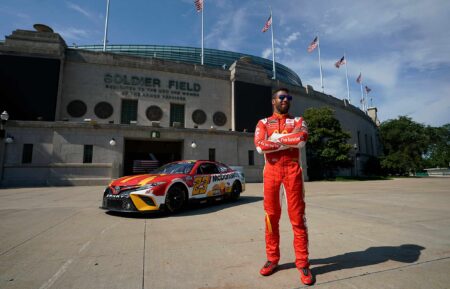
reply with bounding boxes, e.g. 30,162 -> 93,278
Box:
424,124 -> 450,168
379,116 -> 429,175
304,107 -> 352,180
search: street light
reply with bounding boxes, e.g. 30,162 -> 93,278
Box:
109,138 -> 116,146
1,111 -> 9,122
0,111 -> 9,138
191,141 -> 197,149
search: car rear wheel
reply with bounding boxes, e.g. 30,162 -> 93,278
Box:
230,182 -> 241,201
165,185 -> 186,213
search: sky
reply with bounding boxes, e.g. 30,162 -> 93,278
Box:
1,0 -> 449,127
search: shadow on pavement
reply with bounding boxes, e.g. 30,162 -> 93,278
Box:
277,244 -> 425,275
105,195 -> 263,219
310,244 -> 425,275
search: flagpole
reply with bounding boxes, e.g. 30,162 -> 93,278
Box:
344,52 -> 350,103
103,0 -> 110,52
201,0 -> 204,65
360,81 -> 364,110
317,36 -> 324,92
270,8 -> 276,79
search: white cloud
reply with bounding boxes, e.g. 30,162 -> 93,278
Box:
205,7 -> 249,52
66,2 -> 100,22
56,27 -> 90,41
284,31 -> 300,46
262,48 -> 272,59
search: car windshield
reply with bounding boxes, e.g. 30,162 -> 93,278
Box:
151,162 -> 195,174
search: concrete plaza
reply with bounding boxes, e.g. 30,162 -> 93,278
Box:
1,178 -> 449,289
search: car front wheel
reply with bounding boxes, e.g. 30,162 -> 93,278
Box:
165,185 -> 186,213
230,182 -> 241,201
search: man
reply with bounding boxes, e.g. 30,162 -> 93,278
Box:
254,88 -> 314,286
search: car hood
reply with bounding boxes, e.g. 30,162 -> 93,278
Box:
110,174 -> 185,187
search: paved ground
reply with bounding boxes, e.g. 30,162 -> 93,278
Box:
0,178 -> 449,289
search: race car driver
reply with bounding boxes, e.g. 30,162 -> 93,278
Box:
254,88 -> 314,286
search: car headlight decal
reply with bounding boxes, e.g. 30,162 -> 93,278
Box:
138,182 -> 167,193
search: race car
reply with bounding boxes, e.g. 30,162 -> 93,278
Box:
101,160 -> 245,213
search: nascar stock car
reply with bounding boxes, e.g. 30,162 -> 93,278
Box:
101,160 -> 245,213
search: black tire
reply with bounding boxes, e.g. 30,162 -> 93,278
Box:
230,182 -> 241,201
165,185 -> 187,213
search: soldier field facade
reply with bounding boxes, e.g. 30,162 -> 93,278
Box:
0,27 -> 381,186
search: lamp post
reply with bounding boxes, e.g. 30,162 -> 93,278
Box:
0,111 -> 10,184
0,111 -> 9,138
190,141 -> 197,160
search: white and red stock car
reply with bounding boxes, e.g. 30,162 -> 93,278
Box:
101,160 -> 245,213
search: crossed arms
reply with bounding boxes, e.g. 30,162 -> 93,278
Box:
254,118 -> 308,154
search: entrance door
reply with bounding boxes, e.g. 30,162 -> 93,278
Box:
123,140 -> 182,175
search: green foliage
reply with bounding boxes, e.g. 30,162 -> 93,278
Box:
423,124 -> 450,168
379,116 -> 429,175
304,107 -> 353,180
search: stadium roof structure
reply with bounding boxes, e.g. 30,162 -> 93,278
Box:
72,44 -> 302,86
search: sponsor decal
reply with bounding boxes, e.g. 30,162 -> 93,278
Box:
268,119 -> 278,124
212,173 -> 236,182
255,127 -> 260,138
192,176 -> 211,195
106,194 -> 127,199
286,119 -> 294,124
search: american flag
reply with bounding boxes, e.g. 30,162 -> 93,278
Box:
307,36 -> 318,53
262,15 -> 272,32
356,73 -> 362,83
335,56 -> 346,68
365,85 -> 372,94
194,0 -> 203,12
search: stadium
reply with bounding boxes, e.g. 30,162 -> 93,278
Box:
0,26 -> 381,185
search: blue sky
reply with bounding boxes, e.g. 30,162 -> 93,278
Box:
1,0 -> 449,126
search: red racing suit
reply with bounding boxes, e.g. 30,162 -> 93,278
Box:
254,112 -> 309,269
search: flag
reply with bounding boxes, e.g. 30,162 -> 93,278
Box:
365,85 -> 372,94
356,73 -> 362,83
262,14 -> 272,32
307,36 -> 318,53
194,0 -> 203,12
335,56 -> 346,68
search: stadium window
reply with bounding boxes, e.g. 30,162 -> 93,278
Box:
121,99 -> 138,124
248,150 -> 255,166
22,144 -> 33,164
83,145 -> 93,163
170,103 -> 185,127
209,148 -> 215,162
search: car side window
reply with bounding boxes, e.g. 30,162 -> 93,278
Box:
217,163 -> 229,173
197,163 -> 219,174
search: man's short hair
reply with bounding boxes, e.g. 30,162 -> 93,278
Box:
272,88 -> 289,98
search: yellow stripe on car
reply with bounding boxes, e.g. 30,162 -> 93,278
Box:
130,195 -> 159,211
120,175 -> 143,183
138,176 -> 156,186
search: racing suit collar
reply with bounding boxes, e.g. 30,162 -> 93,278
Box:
272,112 -> 291,119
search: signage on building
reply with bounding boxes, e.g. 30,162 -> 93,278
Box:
104,73 -> 201,101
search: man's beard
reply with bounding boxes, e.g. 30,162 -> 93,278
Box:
276,102 -> 290,114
